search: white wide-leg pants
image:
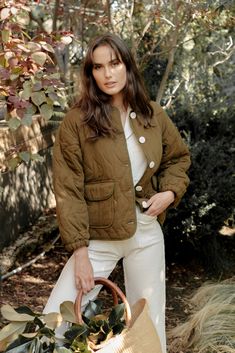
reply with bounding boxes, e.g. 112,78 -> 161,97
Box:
44,211 -> 166,353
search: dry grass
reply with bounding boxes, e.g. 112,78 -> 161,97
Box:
168,278 -> 235,353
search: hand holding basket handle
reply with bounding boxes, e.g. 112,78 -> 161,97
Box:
74,276 -> 132,326
74,277 -> 162,353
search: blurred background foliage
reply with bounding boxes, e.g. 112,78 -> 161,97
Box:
0,0 -> 234,274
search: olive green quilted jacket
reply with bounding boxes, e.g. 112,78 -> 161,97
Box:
53,102 -> 191,251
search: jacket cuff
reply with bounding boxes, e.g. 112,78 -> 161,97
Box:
63,238 -> 89,252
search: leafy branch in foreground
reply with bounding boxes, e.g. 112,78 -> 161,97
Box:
0,299 -> 126,353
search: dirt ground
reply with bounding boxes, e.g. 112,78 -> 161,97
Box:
0,209 -> 232,351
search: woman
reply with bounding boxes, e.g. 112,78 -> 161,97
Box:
44,33 -> 190,353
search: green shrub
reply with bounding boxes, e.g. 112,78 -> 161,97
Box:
164,107 -> 235,275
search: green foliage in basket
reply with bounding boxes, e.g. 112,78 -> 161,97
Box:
0,299 -> 126,353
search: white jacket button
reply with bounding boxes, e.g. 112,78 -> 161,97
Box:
130,111 -> 136,119
135,185 -> 142,191
142,201 -> 148,209
139,136 -> 145,143
149,161 -> 155,168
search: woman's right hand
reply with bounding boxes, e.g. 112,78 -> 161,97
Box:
73,246 -> 94,294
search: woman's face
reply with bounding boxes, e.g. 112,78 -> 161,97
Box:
92,45 -> 127,103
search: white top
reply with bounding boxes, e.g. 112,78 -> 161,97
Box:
123,112 -> 147,186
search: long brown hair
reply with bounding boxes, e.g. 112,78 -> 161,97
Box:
75,33 -> 153,138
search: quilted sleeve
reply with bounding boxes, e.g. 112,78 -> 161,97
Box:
154,103 -> 191,208
53,110 -> 90,251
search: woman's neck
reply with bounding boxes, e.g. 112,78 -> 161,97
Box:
112,93 -> 126,112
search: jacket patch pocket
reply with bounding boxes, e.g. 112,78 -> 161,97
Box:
84,181 -> 114,229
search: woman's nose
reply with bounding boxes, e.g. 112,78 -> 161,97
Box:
104,66 -> 112,78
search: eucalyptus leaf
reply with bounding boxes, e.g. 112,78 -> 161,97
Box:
39,327 -> 55,338
1,304 -> 34,322
64,325 -> 88,341
33,317 -> 44,329
83,300 -> 103,320
30,337 -> 42,353
112,322 -> 125,335
60,301 -> 76,324
70,341 -> 91,353
5,336 -> 32,353
0,322 -> 27,341
43,312 -> 63,330
108,304 -> 125,327
15,306 -> 37,317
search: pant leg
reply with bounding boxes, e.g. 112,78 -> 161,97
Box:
123,214 -> 166,353
43,239 -> 121,340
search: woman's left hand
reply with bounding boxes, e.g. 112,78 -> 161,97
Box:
144,191 -> 175,216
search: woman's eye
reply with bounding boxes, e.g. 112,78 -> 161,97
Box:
93,65 -> 101,70
112,61 -> 120,67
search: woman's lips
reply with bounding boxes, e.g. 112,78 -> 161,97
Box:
104,82 -> 116,87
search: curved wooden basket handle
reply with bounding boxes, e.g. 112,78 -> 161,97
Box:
74,277 -> 132,327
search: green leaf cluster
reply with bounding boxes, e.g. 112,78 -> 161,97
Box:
63,299 -> 126,352
0,299 -> 127,353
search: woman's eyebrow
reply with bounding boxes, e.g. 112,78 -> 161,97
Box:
92,58 -> 120,66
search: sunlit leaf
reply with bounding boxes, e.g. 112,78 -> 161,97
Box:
0,322 -> 26,341
0,54 -> 6,67
61,36 -> 73,45
60,301 -> 77,324
43,312 -> 63,330
1,8 -> 11,20
21,333 -> 37,338
10,73 -> 20,81
32,81 -> 42,92
2,29 -> 10,43
8,117 -> 21,130
27,42 -> 41,52
31,91 -> 46,106
17,44 -> 30,53
31,52 -> 47,66
39,103 -> 53,120
21,115 -> 32,126
15,10 -> 30,27
20,81 -> 32,100
40,42 -> 54,53
19,151 -> 31,163
7,157 -> 21,170
1,305 -> 34,322
10,7 -> 18,16
31,153 -> 44,163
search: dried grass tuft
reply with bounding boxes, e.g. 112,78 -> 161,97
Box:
168,277 -> 235,353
